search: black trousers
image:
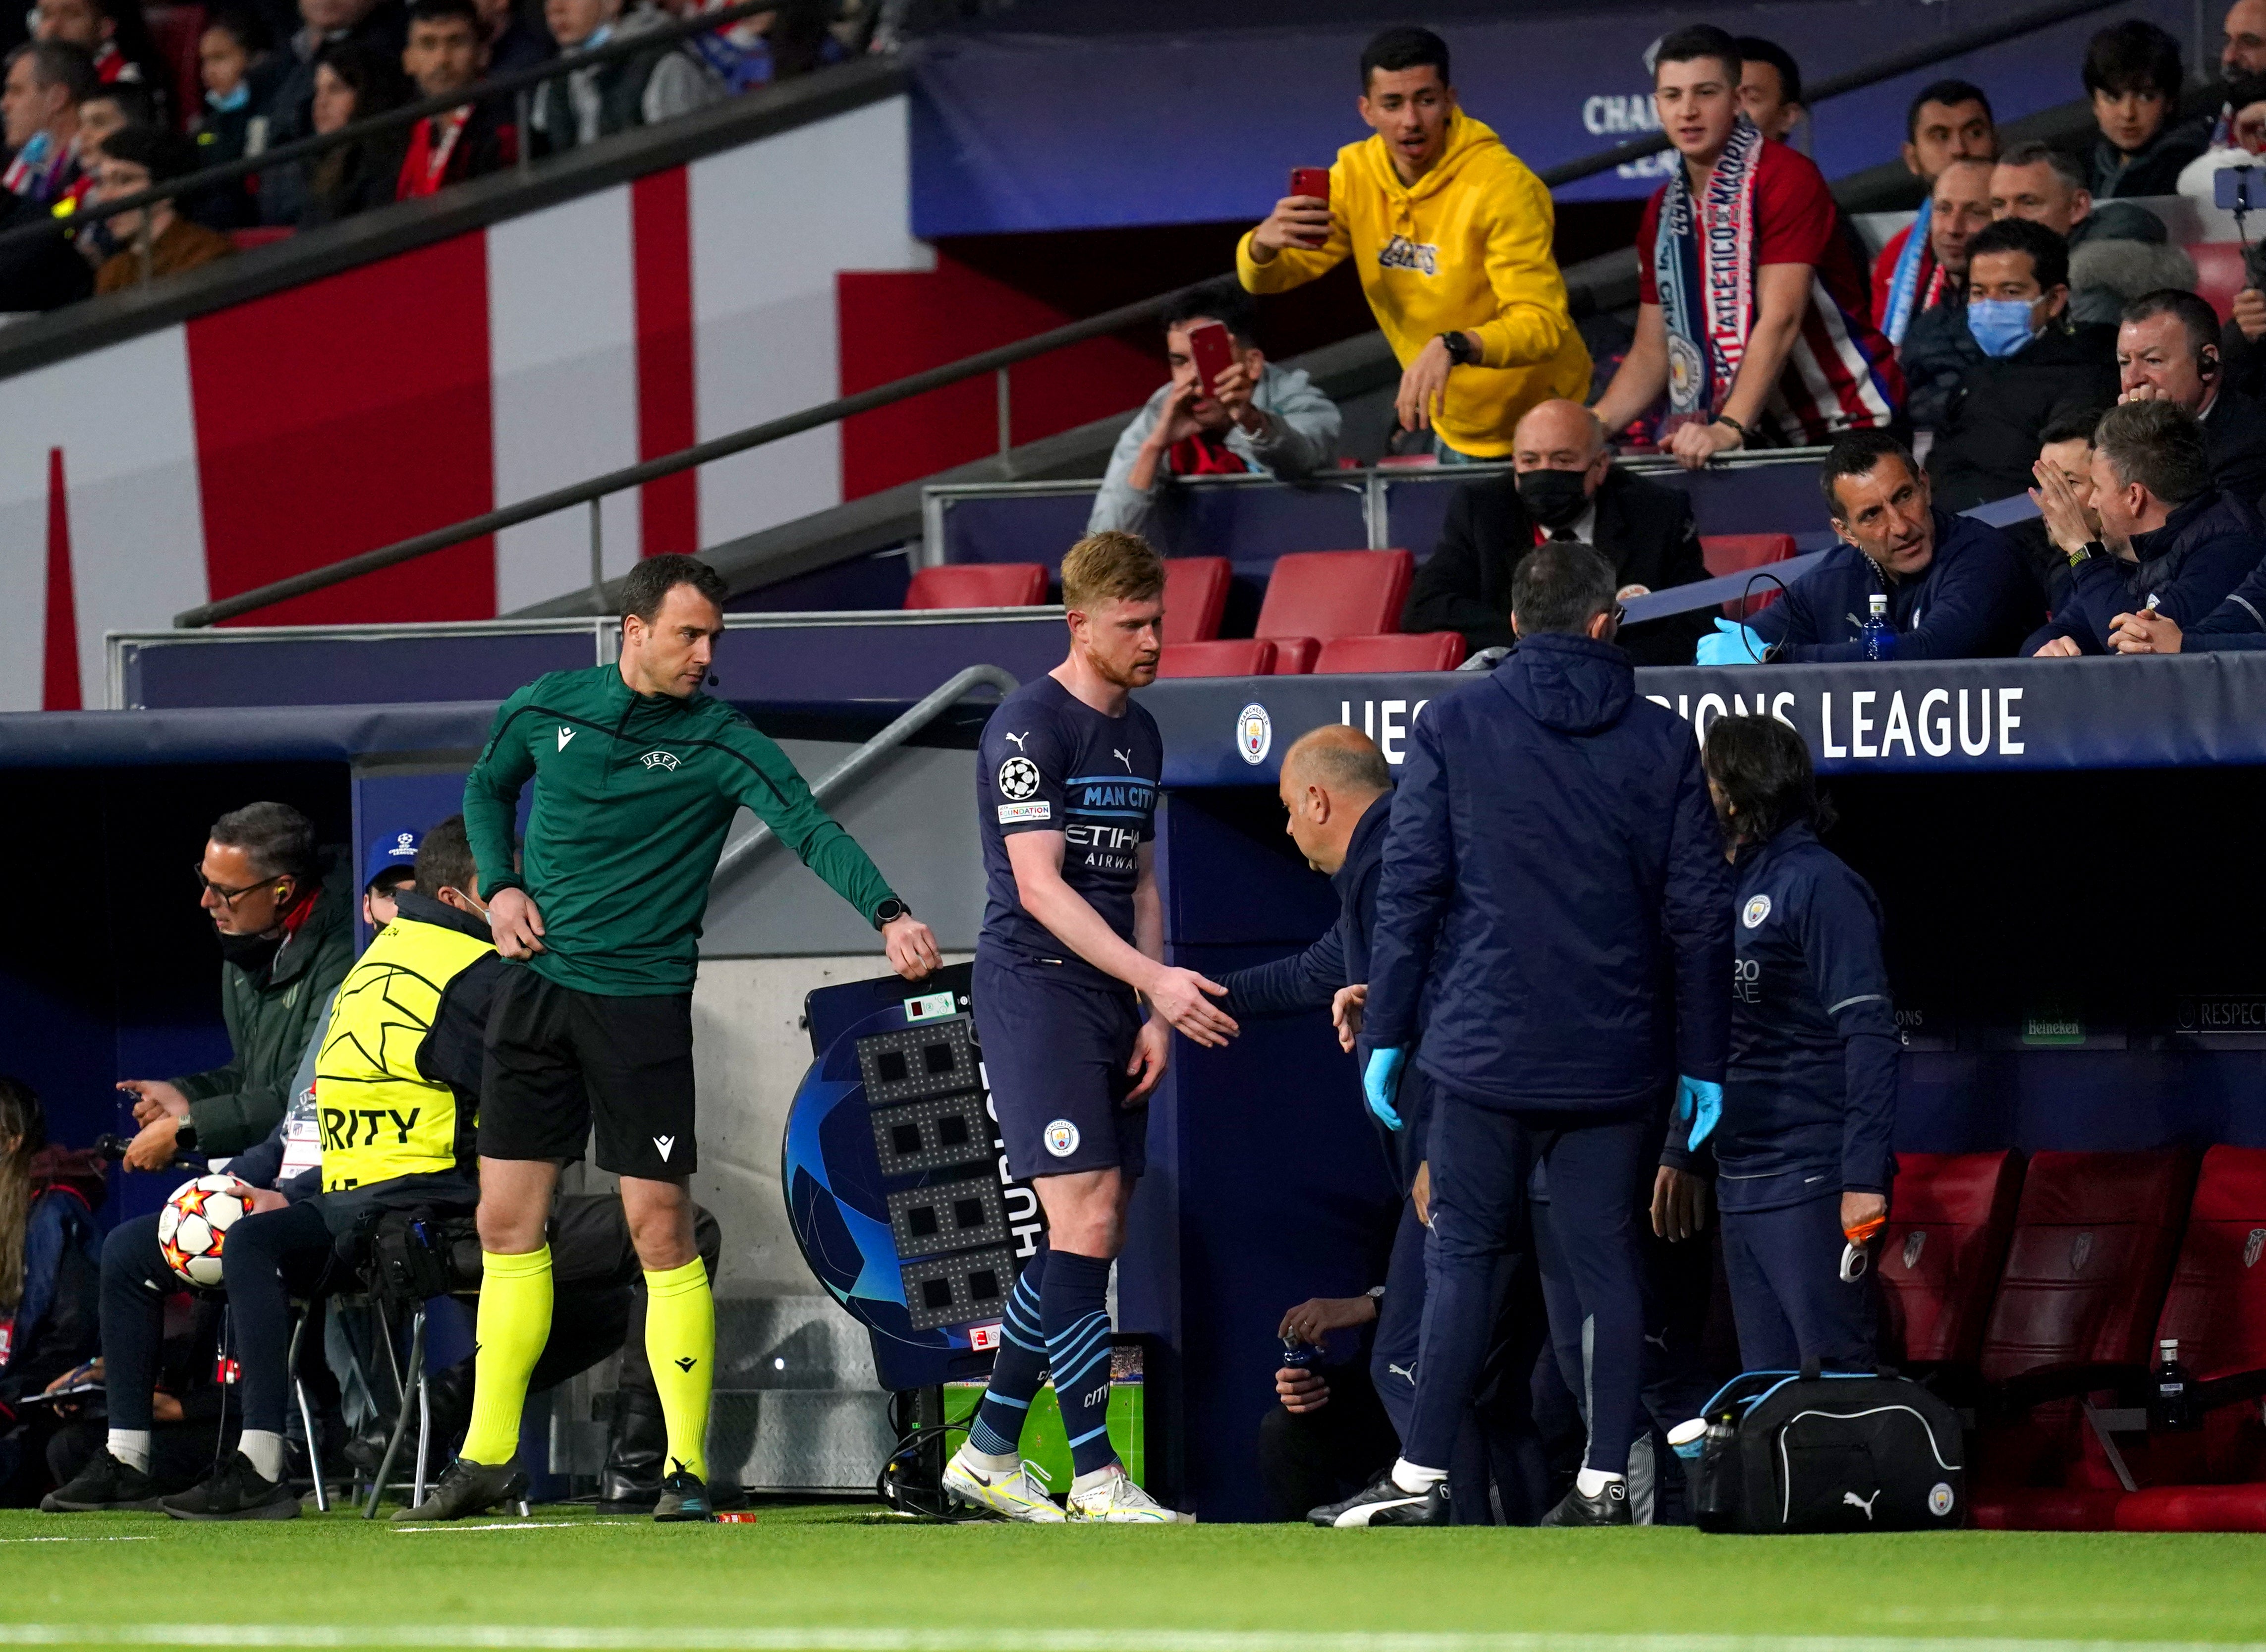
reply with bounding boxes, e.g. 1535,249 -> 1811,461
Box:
1255,1360 -> 1400,1522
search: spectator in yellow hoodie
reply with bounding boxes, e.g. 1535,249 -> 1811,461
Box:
1238,27 -> 1591,462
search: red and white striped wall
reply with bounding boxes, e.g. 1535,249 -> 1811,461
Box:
0,94 -> 937,713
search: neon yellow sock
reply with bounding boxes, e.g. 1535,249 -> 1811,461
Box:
460,1245 -> 552,1466
644,1257 -> 714,1482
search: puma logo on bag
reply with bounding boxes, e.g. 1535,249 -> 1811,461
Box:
1843,1489 -> 1881,1520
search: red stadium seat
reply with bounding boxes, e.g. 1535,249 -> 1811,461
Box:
1375,453 -> 1439,468
1156,639 -> 1276,678
1271,638 -> 1319,674
1876,1150 -> 2025,1369
2113,1146 -> 2266,1532
229,227 -> 295,251
2190,242 -> 2249,326
1162,556 -> 1230,644
146,4 -> 207,131
1255,551 -> 1415,646
1700,533 -> 1797,621
903,563 -> 1049,610
1314,632 -> 1467,673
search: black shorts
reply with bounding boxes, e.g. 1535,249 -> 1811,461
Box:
478,969 -> 698,1180
973,950 -> 1148,1181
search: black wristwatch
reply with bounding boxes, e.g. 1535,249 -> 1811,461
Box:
173,1117 -> 198,1154
872,897 -> 911,930
1439,330 -> 1480,367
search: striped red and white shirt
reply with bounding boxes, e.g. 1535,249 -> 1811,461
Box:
1639,141 -> 1900,445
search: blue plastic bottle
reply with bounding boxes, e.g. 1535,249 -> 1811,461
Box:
1861,593 -> 1898,661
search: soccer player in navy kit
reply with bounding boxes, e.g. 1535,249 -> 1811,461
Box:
1693,716 -> 1895,1371
944,530 -> 1237,1523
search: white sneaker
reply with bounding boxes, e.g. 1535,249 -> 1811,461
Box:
1066,1469 -> 1196,1524
941,1453 -> 1066,1522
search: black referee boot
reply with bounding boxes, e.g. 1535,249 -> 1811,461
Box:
1540,1476 -> 1633,1527
654,1465 -> 716,1523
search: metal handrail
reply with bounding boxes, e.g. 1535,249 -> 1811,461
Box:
710,662 -> 1019,885
1537,0 -> 2132,188
172,0 -> 2129,629
0,0 -> 801,256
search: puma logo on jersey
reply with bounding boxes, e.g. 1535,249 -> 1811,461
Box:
1843,1489 -> 1881,1519
1113,748 -> 1133,771
654,1135 -> 676,1161
1386,1363 -> 1416,1383
674,1356 -> 697,1373
640,751 -> 680,771
1003,731 -> 1030,751
557,727 -> 575,751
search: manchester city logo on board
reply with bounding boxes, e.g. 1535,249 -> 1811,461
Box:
1742,894 -> 1771,929
1236,703 -> 1272,765
997,756 -> 1040,800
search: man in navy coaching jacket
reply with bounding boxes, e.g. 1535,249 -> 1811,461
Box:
1698,432 -> 2038,664
1319,542 -> 1733,1529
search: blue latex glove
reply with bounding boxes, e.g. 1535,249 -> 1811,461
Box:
1364,1046 -> 1407,1131
1675,1074 -> 1723,1150
1694,618 -> 1766,666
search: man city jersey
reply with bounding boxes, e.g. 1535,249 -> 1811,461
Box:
976,674 -> 1161,989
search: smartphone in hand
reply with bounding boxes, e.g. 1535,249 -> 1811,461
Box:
1186,320 -> 1235,401
1289,166 -> 1331,205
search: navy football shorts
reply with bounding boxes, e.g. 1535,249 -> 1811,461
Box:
973,950 -> 1148,1180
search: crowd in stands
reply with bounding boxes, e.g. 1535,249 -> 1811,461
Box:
1106,12 -> 2266,670
0,0 -> 875,311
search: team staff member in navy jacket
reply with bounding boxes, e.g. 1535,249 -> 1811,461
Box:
1319,543 -> 1733,1530
1690,716 -> 1896,1374
1698,433 -> 2036,664
2026,400 -> 2266,656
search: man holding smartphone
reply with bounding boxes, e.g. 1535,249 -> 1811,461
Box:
1239,26 -> 1589,462
1087,279 -> 1341,539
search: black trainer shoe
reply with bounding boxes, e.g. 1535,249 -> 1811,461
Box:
1540,1478 -> 1632,1527
161,1452 -> 300,1521
391,1457 -> 529,1523
653,1466 -> 716,1523
1308,1472 -> 1450,1528
41,1450 -> 166,1513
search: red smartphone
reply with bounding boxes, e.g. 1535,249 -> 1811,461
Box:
1186,320 -> 1235,400
1289,166 -> 1331,205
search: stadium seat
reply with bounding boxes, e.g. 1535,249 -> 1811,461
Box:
2113,1146 -> 2266,1532
2190,242 -> 2249,326
1700,533 -> 1797,621
903,563 -> 1050,610
1156,639 -> 1276,678
1314,632 -> 1467,673
147,4 -> 208,131
1876,1150 -> 2025,1370
1162,556 -> 1230,644
1271,638 -> 1319,674
1254,550 -> 1415,647
1375,453 -> 1439,468
229,227 -> 296,251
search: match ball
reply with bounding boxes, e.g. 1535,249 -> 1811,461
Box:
157,1173 -> 256,1288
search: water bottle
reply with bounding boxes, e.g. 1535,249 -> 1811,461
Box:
1861,593 -> 1898,661
2151,1336 -> 2201,1432
1279,1333 -> 1320,1373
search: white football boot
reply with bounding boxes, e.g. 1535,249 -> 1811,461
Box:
941,1450 -> 1066,1522
1066,1468 -> 1196,1524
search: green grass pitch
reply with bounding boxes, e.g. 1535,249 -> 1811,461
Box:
0,1503 -> 2262,1651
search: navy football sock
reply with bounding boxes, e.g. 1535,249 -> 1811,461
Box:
1042,1249 -> 1117,1478
965,1247 -> 1049,1461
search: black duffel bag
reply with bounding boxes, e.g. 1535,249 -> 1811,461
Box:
358,1208 -> 483,1307
1688,1363 -> 1967,1533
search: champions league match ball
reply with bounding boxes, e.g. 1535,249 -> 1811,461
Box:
158,1173 -> 257,1288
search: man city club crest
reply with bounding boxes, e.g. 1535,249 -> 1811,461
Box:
998,756 -> 1041,800
2247,1228 -> 2266,1268
1044,1119 -> 1081,1157
1665,330 -> 1705,414
1236,702 -> 1272,765
1743,893 -> 1772,928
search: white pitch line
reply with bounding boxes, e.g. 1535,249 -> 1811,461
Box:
0,1632 -> 2261,1652
0,1536 -> 158,1544
389,1521 -> 649,1534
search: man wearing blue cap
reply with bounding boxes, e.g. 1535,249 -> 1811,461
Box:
364,827 -> 423,932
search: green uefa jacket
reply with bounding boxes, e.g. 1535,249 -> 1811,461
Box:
173,856 -> 354,1155
464,664 -> 898,996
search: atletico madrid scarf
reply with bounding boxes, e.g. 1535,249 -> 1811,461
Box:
1654,113 -> 1765,423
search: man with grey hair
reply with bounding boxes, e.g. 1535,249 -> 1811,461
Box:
2027,398 -> 2266,655
2,40 -> 96,205
118,802 -> 353,1170
1404,399 -> 1712,665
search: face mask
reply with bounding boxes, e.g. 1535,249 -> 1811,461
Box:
1967,297 -> 2039,359
1516,467 -> 1591,529
209,81 -> 250,112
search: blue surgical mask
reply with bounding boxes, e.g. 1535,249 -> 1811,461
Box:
1967,298 -> 2040,359
209,81 -> 250,112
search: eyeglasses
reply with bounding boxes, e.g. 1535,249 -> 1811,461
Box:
193,865 -> 286,906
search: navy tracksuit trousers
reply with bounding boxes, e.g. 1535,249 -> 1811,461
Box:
1408,1089 -> 1652,1477
1720,1192 -> 1876,1372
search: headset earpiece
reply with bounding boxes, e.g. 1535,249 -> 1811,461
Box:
2202,348 -> 2220,383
